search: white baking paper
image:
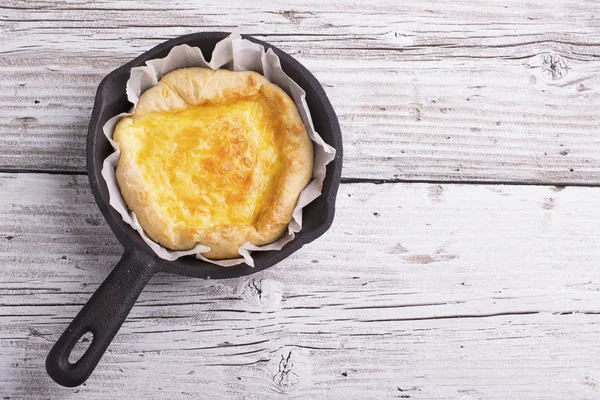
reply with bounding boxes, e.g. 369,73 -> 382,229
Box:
101,33 -> 336,267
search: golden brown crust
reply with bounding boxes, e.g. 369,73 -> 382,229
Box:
114,67 -> 313,259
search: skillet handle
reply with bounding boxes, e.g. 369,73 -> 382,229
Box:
46,248 -> 157,387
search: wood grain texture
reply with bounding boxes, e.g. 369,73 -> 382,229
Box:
2,1 -> 600,398
1,173 -> 599,399
2,0 -> 600,183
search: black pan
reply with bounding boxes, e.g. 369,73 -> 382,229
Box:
45,32 -> 342,387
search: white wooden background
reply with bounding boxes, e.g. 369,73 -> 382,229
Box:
1,1 -> 600,399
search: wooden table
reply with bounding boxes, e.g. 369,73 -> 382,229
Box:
2,1 -> 600,398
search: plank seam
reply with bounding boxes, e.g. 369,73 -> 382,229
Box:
1,169 -> 599,188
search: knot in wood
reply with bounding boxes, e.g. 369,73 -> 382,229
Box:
268,346 -> 310,391
530,53 -> 568,83
240,278 -> 282,310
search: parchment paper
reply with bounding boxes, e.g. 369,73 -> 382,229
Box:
101,33 -> 336,267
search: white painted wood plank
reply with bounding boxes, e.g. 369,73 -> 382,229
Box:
2,0 -> 600,183
1,173 -> 599,398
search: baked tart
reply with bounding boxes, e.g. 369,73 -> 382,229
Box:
113,67 -> 313,259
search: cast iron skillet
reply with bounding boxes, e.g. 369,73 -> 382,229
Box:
45,32 -> 342,387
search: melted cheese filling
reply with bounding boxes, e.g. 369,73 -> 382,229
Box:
123,94 -> 284,228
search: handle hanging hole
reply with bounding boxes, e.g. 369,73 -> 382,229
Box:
68,331 -> 94,364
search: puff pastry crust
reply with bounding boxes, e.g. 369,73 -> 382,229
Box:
114,67 -> 313,259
